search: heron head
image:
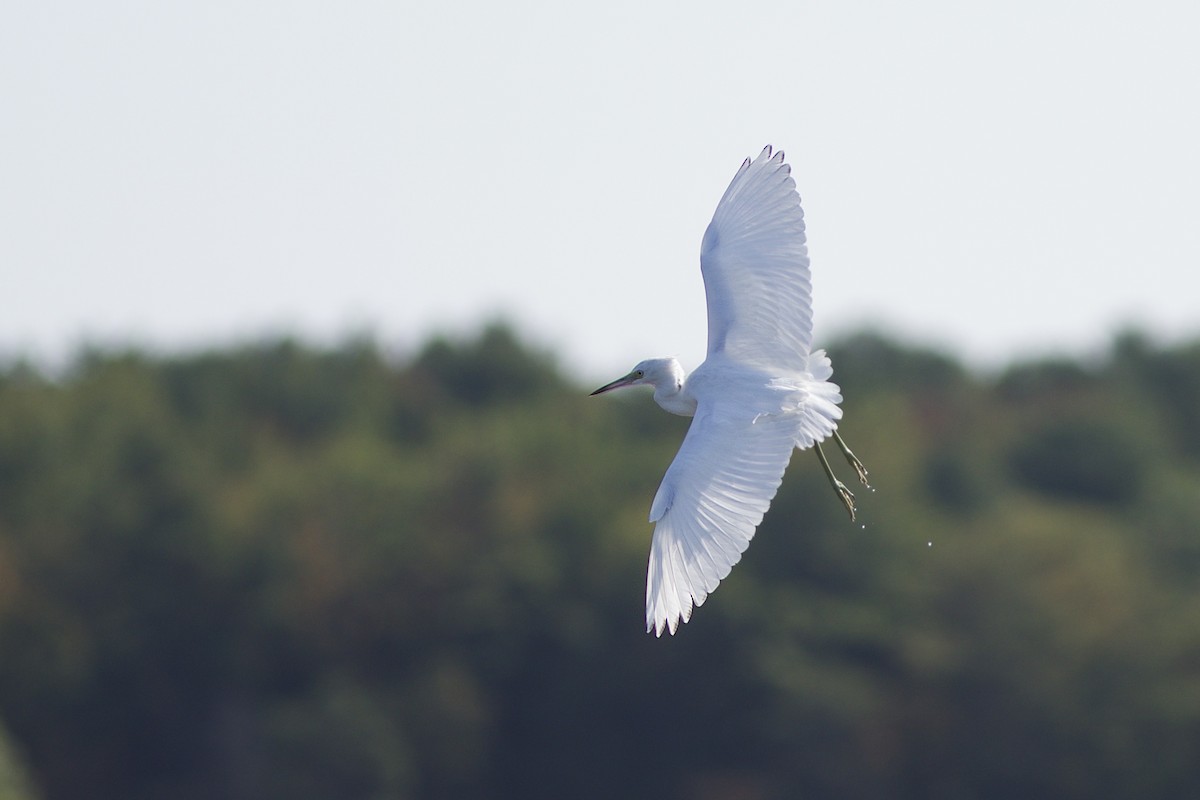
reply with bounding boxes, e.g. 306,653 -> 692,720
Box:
590,362 -> 649,395
590,358 -> 680,395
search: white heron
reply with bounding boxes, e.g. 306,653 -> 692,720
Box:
591,145 -> 869,636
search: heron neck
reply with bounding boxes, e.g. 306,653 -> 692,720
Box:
653,375 -> 697,417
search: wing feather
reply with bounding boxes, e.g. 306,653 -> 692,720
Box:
645,404 -> 802,636
701,145 -> 814,369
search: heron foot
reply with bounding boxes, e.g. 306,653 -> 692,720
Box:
815,442 -> 858,522
832,478 -> 858,522
833,431 -> 870,488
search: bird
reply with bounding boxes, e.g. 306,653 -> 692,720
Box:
591,145 -> 869,636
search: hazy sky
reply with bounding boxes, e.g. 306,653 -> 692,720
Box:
3,1 -> 1198,380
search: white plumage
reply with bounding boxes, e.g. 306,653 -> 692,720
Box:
592,146 -> 866,636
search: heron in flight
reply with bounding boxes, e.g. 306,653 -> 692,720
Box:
591,145 -> 869,636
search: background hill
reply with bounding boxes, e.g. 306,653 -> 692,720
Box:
1,323 -> 1198,799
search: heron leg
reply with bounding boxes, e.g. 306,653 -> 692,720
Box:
815,443 -> 857,522
833,430 -> 870,488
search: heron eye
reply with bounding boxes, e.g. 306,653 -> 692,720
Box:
634,370 -> 644,378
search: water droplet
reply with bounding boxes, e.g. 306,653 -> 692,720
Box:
927,541 -> 932,547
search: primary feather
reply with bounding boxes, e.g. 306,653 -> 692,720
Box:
702,145 -> 815,369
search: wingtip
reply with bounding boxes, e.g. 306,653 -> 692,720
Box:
647,608 -> 687,637
749,144 -> 790,173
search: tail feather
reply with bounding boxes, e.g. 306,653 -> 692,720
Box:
794,349 -> 843,450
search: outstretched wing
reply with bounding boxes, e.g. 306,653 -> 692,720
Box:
701,145 -> 814,369
645,403 -> 802,636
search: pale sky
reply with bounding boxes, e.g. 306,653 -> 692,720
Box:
3,1 -> 1198,381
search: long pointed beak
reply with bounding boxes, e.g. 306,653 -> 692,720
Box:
590,371 -> 638,396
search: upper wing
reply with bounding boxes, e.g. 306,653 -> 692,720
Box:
701,145 -> 814,369
645,402 -> 802,636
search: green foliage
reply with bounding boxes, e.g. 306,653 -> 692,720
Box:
0,722 -> 39,800
1,323 -> 1199,799
826,330 -> 966,395
413,322 -> 565,408
1008,417 -> 1148,504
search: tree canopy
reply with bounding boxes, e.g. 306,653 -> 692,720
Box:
1,322 -> 1198,799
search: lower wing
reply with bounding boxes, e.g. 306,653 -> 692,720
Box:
645,405 -> 804,636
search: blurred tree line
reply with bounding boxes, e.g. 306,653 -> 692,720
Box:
1,322 -> 1199,800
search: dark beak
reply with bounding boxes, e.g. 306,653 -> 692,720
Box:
590,371 -> 638,396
